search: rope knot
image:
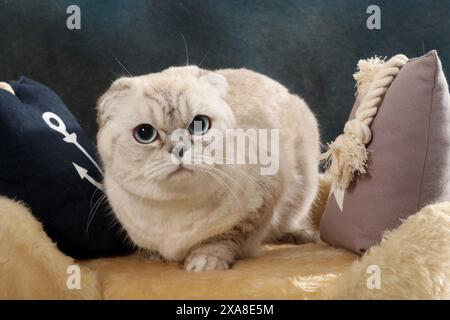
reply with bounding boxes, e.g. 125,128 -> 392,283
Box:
343,119 -> 371,145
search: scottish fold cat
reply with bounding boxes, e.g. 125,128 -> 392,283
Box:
97,66 -> 319,271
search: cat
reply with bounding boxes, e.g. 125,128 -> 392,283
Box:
96,66 -> 320,272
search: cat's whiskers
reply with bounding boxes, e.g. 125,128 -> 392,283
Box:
87,159 -> 168,231
180,33 -> 189,66
190,160 -> 245,211
114,55 -> 133,77
87,171 -> 141,232
196,167 -> 243,215
197,51 -> 209,68
88,149 -> 271,232
223,165 -> 272,193
144,165 -> 173,181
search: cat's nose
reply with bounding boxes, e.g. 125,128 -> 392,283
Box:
169,144 -> 185,159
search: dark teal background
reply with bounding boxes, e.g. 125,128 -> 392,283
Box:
1,0 -> 449,144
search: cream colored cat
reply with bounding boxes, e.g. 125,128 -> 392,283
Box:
97,66 -> 320,272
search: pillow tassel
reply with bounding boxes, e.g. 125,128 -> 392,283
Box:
322,134 -> 368,190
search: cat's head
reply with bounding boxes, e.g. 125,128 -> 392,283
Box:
96,66 -> 235,200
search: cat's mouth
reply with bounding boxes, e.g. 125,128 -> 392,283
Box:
167,164 -> 193,178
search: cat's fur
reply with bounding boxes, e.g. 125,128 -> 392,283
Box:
97,66 -> 320,272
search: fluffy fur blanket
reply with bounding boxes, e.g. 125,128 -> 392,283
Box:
1,176 -> 449,299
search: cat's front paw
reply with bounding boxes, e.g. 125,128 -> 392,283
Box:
184,254 -> 230,272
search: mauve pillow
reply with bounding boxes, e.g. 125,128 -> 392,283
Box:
320,51 -> 450,255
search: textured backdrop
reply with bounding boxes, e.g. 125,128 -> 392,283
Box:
1,0 -> 449,144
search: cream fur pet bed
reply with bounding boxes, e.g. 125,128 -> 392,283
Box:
1,176 -> 449,300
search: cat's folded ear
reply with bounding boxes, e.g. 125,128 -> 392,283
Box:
199,71 -> 229,98
97,77 -> 132,126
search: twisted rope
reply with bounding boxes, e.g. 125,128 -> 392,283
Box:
322,54 -> 408,189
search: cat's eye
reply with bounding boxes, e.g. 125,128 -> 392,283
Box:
133,124 -> 158,144
188,115 -> 210,135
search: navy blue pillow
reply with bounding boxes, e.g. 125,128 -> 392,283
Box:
0,76 -> 134,259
